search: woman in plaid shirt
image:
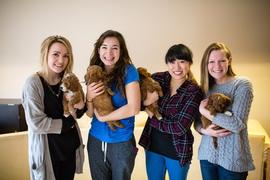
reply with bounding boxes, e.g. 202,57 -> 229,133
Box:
139,44 -> 203,180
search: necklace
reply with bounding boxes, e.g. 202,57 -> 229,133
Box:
44,80 -> 61,98
37,72 -> 62,98
46,83 -> 61,98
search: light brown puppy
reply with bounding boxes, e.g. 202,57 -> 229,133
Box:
61,72 -> 85,117
84,65 -> 124,131
201,93 -> 231,149
137,67 -> 163,120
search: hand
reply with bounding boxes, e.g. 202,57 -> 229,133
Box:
201,124 -> 231,137
199,98 -> 208,114
86,81 -> 105,102
64,93 -> 73,101
73,100 -> 85,110
199,98 -> 214,120
143,91 -> 159,106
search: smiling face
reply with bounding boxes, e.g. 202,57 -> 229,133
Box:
167,59 -> 190,82
208,50 -> 231,84
47,42 -> 69,75
98,37 -> 120,72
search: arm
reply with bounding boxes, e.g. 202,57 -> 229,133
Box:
212,79 -> 253,133
64,97 -> 86,119
95,81 -> 141,121
199,98 -> 214,120
194,98 -> 231,137
149,90 -> 203,136
143,91 -> 159,106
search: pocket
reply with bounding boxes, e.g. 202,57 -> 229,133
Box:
75,143 -> 85,173
128,136 -> 138,158
30,144 -> 44,171
31,160 -> 45,179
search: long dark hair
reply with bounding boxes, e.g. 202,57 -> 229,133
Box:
89,30 -> 132,96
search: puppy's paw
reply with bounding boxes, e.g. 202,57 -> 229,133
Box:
63,113 -> 70,117
224,111 -> 232,116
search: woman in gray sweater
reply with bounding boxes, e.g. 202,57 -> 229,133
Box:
195,43 -> 255,180
22,36 -> 85,180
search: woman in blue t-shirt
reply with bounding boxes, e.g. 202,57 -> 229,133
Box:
85,30 -> 141,180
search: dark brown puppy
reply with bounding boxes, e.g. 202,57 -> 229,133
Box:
201,93 -> 231,149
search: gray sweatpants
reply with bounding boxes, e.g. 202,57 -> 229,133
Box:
87,134 -> 138,180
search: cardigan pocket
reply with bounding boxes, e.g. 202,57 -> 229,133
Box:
31,158 -> 45,179
75,143 -> 85,173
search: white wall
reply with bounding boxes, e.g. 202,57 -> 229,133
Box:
0,0 -> 270,134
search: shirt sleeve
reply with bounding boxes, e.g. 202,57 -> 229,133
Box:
212,79 -> 253,133
149,90 -> 203,136
76,104 -> 87,118
124,64 -> 139,84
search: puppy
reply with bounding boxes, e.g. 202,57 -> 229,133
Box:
60,72 -> 85,117
137,67 -> 163,120
84,65 -> 124,131
201,93 -> 231,149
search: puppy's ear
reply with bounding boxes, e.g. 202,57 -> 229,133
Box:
65,81 -> 71,89
84,73 -> 89,85
207,95 -> 214,107
206,95 -> 217,115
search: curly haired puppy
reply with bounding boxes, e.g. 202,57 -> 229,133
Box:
84,65 -> 124,131
137,67 -> 163,120
201,93 -> 231,149
60,72 -> 85,117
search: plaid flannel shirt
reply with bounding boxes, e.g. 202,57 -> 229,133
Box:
139,71 -> 203,165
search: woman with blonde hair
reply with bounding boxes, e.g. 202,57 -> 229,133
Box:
22,35 -> 85,180
195,42 -> 255,180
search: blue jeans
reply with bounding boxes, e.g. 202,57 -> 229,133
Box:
200,160 -> 248,180
146,151 -> 190,180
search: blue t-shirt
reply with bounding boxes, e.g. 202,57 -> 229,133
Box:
89,64 -> 139,143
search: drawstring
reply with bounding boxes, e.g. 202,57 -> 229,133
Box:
102,141 -> 107,162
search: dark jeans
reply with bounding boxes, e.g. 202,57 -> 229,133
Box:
200,160 -> 248,180
87,134 -> 138,180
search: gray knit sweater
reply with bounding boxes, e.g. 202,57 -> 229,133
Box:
195,76 -> 255,172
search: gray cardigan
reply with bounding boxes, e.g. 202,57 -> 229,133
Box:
22,73 -> 84,180
195,77 -> 255,172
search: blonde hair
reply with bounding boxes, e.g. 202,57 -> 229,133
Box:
39,35 -> 73,78
200,43 -> 236,94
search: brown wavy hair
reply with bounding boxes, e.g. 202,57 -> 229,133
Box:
89,30 -> 132,97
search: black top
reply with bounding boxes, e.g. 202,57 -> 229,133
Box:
39,76 -> 80,161
149,128 -> 177,160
